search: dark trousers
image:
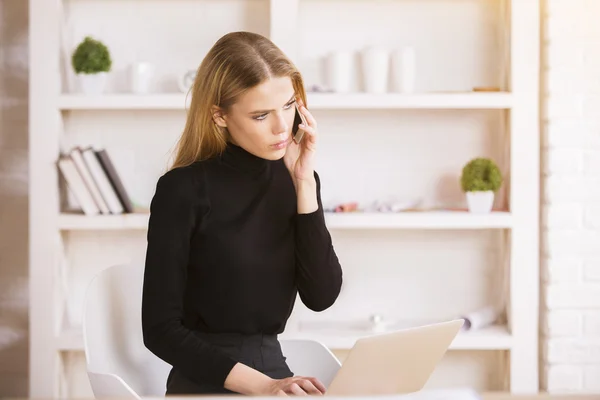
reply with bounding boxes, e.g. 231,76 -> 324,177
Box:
165,332 -> 294,395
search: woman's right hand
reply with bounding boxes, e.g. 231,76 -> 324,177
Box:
224,362 -> 327,396
265,376 -> 327,396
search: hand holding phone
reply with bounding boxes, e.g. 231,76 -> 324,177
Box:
283,98 -> 318,186
292,102 -> 308,144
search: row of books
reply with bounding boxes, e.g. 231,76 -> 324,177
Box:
57,146 -> 134,215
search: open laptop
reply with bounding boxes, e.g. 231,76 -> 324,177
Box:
325,319 -> 464,396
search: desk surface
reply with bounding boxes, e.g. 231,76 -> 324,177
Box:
153,393 -> 600,400
8,392 -> 600,399
482,394 -> 599,400
165,393 -> 599,400
154,394 -> 598,400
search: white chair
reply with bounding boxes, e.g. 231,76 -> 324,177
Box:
82,263 -> 341,398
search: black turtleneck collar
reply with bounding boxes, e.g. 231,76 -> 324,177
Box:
220,142 -> 270,172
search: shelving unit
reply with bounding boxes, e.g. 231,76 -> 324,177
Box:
30,0 -> 540,398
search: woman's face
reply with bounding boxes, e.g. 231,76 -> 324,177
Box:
214,76 -> 297,160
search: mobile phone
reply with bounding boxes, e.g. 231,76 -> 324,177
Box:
292,102 -> 308,144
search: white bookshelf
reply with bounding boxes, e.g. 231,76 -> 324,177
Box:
30,0 -> 540,397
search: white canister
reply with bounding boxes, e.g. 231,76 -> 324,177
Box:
361,46 -> 389,94
391,47 -> 416,93
130,62 -> 155,94
325,51 -> 354,93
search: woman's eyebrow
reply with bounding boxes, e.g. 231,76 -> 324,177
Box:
249,94 -> 296,114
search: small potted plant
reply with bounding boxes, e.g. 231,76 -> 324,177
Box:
71,36 -> 112,94
460,157 -> 503,214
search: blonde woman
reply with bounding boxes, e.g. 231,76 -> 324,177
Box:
141,31 -> 343,396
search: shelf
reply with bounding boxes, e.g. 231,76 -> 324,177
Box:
57,325 -> 512,352
58,211 -> 512,231
307,92 -> 513,110
324,211 -> 512,229
59,212 -> 150,230
280,325 -> 513,351
57,92 -> 513,111
58,94 -> 189,110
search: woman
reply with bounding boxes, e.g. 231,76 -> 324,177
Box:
141,31 -> 343,396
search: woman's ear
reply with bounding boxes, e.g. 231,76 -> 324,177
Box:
211,106 -> 227,128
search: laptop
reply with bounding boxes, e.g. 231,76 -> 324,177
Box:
325,319 -> 465,396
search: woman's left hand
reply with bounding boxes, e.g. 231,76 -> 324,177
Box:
283,98 -> 317,185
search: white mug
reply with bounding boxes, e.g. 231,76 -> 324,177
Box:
130,62 -> 155,94
361,46 -> 389,94
325,51 -> 354,93
391,47 -> 416,93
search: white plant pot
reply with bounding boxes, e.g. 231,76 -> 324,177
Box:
466,191 -> 494,214
78,72 -> 108,94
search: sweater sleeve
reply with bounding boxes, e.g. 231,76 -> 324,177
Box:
294,171 -> 343,311
141,167 -> 238,388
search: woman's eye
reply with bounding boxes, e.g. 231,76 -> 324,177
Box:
253,102 -> 294,121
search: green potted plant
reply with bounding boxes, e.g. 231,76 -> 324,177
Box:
460,157 -> 503,214
71,36 -> 112,94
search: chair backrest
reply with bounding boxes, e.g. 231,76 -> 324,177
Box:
279,339 -> 341,388
82,263 -> 171,397
83,263 -> 342,397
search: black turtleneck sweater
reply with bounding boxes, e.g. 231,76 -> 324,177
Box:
141,143 -> 343,389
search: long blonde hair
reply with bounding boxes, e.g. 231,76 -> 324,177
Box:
169,31 -> 307,171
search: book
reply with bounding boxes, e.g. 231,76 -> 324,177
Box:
57,145 -> 136,215
56,155 -> 100,216
95,148 -> 134,213
81,146 -> 125,214
69,146 -> 110,214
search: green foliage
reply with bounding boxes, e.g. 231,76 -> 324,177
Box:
71,36 -> 112,74
460,157 -> 503,192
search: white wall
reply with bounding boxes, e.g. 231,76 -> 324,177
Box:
0,0 -> 29,396
541,0 -> 600,393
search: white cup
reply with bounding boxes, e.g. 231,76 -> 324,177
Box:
361,46 -> 389,94
391,47 -> 416,93
130,62 -> 154,94
325,51 -> 354,93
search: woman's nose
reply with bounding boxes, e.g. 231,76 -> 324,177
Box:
272,113 -> 288,135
